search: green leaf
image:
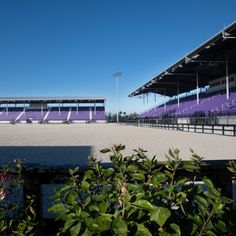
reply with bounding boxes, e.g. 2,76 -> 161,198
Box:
81,180 -> 90,191
94,194 -> 106,202
110,155 -> 119,163
88,205 -> 99,213
112,217 -> 128,235
170,223 -> 181,236
103,168 -> 114,177
75,207 -> 81,217
95,214 -> 112,232
83,170 -> 94,180
63,218 -> 77,233
81,228 -> 93,236
115,144 -> 125,152
67,191 -> 78,205
127,183 -> 141,192
151,172 -> 167,185
0,220 -> 5,231
175,177 -> 188,186
132,200 -> 154,212
48,203 -> 66,214
100,148 -> 111,153
135,223 -> 152,236
203,177 -> 219,197
150,207 -> 171,227
130,173 -> 145,181
70,223 -> 81,236
205,231 -> 217,236
215,220 -> 227,232
182,161 -> 199,172
194,195 -> 208,208
98,202 -> 108,213
191,215 -> 203,225
127,164 -> 138,172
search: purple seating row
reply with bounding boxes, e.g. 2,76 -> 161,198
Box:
0,108 -> 106,122
139,90 -> 236,118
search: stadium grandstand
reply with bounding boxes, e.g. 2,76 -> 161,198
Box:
0,96 -> 106,123
129,21 -> 236,125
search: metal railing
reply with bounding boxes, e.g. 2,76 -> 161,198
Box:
120,120 -> 236,136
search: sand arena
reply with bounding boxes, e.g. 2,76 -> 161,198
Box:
0,123 -> 235,167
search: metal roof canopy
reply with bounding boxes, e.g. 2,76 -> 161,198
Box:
129,21 -> 236,97
0,96 -> 106,104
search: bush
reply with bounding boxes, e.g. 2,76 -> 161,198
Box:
0,160 -> 38,236
49,145 -> 235,235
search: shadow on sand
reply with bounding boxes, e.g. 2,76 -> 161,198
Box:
0,146 -> 94,168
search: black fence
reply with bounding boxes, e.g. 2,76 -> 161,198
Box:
121,120 -> 236,136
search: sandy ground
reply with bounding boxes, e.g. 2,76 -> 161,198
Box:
0,123 -> 235,167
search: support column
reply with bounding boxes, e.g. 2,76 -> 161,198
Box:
59,102 -> 61,116
143,94 -> 145,105
94,102 -> 96,115
177,80 -> 180,107
164,88 -> 166,111
146,94 -> 148,104
24,103 -> 26,114
196,67 -> 199,105
76,102 -> 79,115
41,103 -> 43,115
6,103 -> 8,116
226,53 -> 229,100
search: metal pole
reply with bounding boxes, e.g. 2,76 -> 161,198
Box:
112,72 -> 121,123
177,81 -> 180,107
164,88 -> 166,111
116,76 -> 119,122
41,103 -> 43,115
196,67 -> 199,105
226,53 -> 229,100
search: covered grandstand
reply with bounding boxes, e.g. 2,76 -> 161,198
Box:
0,96 -> 106,123
129,21 -> 236,124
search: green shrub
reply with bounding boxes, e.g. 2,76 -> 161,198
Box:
0,160 -> 38,236
49,145 -> 235,235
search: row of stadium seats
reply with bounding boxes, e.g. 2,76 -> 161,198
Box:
0,107 -> 106,122
139,90 -> 236,119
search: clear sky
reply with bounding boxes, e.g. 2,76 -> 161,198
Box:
0,0 -> 235,114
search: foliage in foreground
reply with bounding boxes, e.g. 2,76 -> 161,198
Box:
0,160 -> 38,236
49,145 -> 235,236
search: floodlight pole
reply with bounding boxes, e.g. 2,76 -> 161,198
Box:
112,72 -> 121,123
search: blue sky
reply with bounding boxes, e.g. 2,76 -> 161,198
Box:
0,0 -> 235,113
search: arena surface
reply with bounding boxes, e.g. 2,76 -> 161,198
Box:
0,123 -> 235,167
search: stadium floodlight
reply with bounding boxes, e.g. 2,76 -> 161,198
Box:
112,72 -> 122,123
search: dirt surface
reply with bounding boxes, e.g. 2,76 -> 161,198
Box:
0,123 -> 235,167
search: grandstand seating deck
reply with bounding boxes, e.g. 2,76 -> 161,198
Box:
46,108 -> 69,121
18,110 -> 46,121
139,90 -> 236,119
0,107 -> 106,122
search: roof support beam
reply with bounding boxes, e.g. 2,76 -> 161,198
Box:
177,80 -> 180,107
226,53 -> 229,100
196,67 -> 199,105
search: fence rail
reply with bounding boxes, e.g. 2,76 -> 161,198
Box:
120,121 -> 236,136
